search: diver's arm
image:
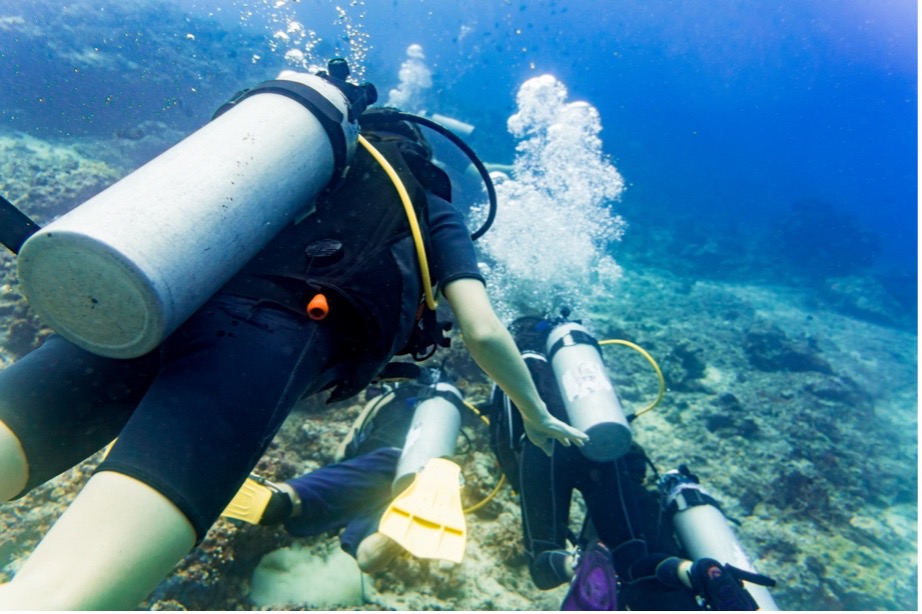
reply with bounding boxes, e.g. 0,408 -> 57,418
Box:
443,278 -> 588,454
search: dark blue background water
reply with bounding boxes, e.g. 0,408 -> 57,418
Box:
1,0 -> 917,297
216,0 -> 914,277
353,0 -> 917,277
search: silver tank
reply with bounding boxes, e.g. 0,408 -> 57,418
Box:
662,471 -> 779,610
546,322 -> 632,461
392,382 -> 464,495
17,71 -> 357,358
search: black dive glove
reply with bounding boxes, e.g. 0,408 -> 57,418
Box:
689,557 -> 775,611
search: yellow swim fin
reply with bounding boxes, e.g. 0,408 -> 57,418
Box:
377,458 -> 467,564
221,475 -> 296,526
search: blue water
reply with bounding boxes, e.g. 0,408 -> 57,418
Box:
1,0 -> 915,292
209,0 -> 918,275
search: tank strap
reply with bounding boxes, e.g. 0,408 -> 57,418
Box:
664,484 -> 725,517
0,192 -> 40,254
430,385 -> 464,407
546,328 -> 601,362
212,79 -> 350,185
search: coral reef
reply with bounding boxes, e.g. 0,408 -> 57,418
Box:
0,132 -> 123,224
0,0 -> 282,140
1,259 -> 915,610
743,319 -> 832,374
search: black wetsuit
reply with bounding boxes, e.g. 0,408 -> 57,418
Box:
0,128 -> 482,542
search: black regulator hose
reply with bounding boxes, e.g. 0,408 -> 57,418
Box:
392,111 -> 498,241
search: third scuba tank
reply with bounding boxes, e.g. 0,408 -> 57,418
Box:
17,60 -> 374,359
546,322 -> 632,461
392,382 -> 464,495
659,466 -> 779,610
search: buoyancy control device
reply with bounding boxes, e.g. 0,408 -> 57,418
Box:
16,60 -> 375,358
546,321 -> 633,461
659,466 -> 779,610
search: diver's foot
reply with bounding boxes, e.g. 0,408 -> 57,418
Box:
221,475 -> 298,526
356,531 -> 405,574
258,481 -> 299,525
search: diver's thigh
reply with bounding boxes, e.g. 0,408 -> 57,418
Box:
99,299 -> 336,540
0,418 -> 28,500
581,458 -> 645,549
0,335 -> 159,493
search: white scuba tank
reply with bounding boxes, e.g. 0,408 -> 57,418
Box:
392,382 -> 464,495
546,322 -> 632,461
17,70 -> 360,358
429,112 -> 474,137
660,468 -> 779,610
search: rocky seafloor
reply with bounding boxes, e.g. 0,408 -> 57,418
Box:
0,132 -> 917,611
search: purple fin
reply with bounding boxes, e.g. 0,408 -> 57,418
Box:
561,541 -> 618,611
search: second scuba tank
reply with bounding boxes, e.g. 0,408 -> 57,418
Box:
546,322 -> 632,461
392,382 -> 464,495
659,467 -> 779,610
17,66 -> 369,359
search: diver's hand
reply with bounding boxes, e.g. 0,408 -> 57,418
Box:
522,414 -> 589,456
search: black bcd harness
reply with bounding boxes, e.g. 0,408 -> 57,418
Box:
0,194 -> 40,255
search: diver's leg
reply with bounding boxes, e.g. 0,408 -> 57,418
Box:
0,293 -> 344,610
284,446 -> 401,537
354,524 -> 404,573
95,297 -> 342,542
520,440 -> 577,589
281,447 -> 404,573
0,419 -> 27,501
579,457 -> 648,577
2,297 -> 340,609
0,335 -> 159,501
0,471 -> 195,610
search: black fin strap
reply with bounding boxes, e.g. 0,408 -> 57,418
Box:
0,193 -> 40,254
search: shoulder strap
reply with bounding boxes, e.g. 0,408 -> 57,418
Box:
0,193 -> 40,254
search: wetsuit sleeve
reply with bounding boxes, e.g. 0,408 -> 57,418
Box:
426,194 -> 485,292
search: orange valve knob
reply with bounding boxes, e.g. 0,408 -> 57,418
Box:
306,293 -> 329,320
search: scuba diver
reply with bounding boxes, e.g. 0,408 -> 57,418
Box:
221,365 -> 472,574
486,313 -> 778,610
0,59 -> 587,609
